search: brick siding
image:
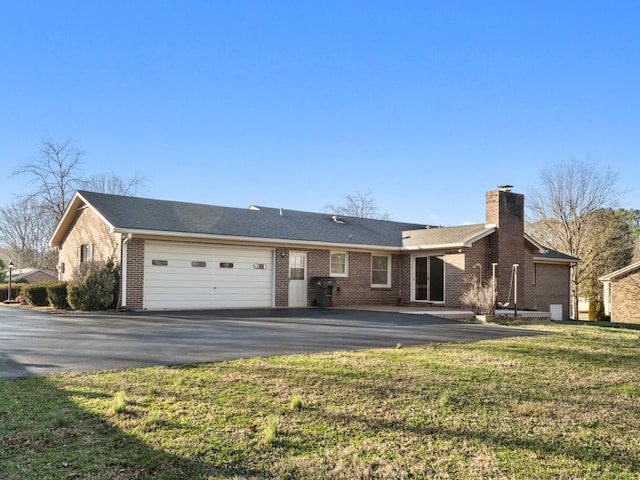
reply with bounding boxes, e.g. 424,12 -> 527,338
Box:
532,263 -> 571,320
124,238 -> 145,310
57,207 -> 121,281
486,190 -> 526,307
327,252 -> 404,306
446,251 -> 466,307
274,247 -> 289,307
271,248 -> 406,307
610,269 -> 640,323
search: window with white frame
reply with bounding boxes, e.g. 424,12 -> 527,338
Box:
371,254 -> 391,287
79,244 -> 94,264
77,243 -> 94,273
330,251 -> 348,277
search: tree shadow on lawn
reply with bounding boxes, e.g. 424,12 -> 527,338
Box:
0,363 -> 267,479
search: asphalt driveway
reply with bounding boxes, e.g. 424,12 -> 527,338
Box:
0,305 -> 548,378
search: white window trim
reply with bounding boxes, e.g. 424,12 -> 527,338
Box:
78,243 -> 94,264
330,251 -> 349,277
371,254 -> 391,288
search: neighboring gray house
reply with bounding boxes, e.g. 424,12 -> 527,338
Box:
8,268 -> 57,284
49,187 -> 577,318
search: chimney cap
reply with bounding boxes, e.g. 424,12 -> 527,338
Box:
498,184 -> 514,192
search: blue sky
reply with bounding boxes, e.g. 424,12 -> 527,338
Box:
2,1 -> 639,225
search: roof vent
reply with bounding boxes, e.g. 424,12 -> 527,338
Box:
498,184 -> 514,192
331,215 -> 345,224
248,205 -> 261,211
279,208 -> 284,216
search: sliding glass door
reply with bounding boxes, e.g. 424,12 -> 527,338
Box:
413,255 -> 444,302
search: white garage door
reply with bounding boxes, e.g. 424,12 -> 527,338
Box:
144,242 -> 273,310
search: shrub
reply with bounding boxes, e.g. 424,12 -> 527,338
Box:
588,298 -> 607,321
46,281 -> 69,309
0,284 -> 23,302
67,259 -> 119,311
21,283 -> 50,306
460,274 -> 496,315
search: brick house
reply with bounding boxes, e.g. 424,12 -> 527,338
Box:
49,187 -> 576,319
600,261 -> 640,323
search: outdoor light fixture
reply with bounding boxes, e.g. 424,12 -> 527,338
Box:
281,252 -> 289,258
7,260 -> 14,303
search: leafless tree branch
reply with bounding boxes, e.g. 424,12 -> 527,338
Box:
326,191 -> 390,220
13,137 -> 83,224
526,157 -> 624,318
79,172 -> 148,196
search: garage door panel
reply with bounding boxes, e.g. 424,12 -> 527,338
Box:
145,279 -> 213,288
146,299 -> 215,310
212,247 -> 273,308
145,286 -> 213,296
144,242 -> 273,310
145,294 -> 213,304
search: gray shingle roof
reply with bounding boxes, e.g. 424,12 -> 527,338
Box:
533,249 -> 579,263
78,191 -> 428,247
402,223 -> 493,248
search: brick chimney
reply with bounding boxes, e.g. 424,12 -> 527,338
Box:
486,186 -> 525,307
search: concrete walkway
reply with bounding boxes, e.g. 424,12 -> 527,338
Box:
338,304 -> 551,320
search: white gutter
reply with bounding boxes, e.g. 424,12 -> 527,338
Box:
110,227 -> 406,252
599,260 -> 640,281
402,243 -> 467,251
120,233 -> 132,309
109,227 -> 501,253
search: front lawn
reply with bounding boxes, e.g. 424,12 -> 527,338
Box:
1,322 -> 639,479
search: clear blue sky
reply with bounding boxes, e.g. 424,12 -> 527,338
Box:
2,1 -> 639,226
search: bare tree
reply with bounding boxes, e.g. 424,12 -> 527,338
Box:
79,172 -> 147,196
527,158 -> 622,318
3,138 -> 149,271
15,137 -> 83,225
0,198 -> 58,272
326,191 -> 390,219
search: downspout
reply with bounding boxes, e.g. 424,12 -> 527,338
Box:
120,233 -> 132,311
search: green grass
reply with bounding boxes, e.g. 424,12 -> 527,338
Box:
1,321 -> 640,479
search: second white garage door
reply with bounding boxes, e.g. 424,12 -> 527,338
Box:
144,242 -> 274,310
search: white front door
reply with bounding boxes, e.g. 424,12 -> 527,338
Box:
288,251 -> 307,307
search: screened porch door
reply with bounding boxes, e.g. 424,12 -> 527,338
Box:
413,255 -> 444,302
